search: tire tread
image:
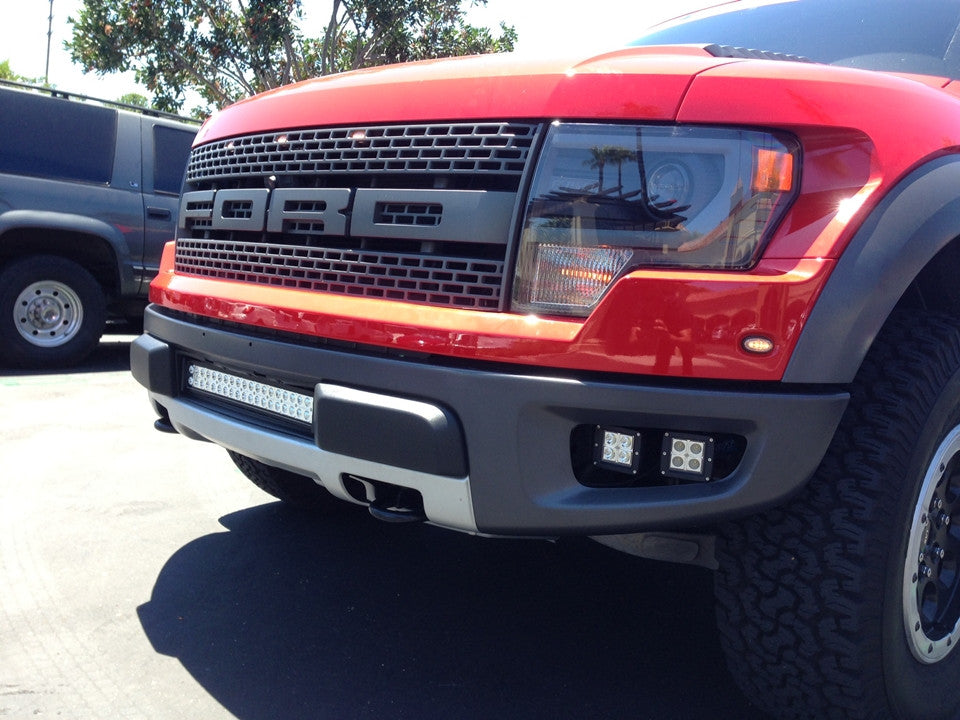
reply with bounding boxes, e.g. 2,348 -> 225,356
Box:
715,311 -> 960,719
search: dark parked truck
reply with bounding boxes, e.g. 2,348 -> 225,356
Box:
131,1 -> 960,717
0,82 -> 197,367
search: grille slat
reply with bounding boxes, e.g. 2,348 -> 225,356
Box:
175,238 -> 505,310
187,122 -> 538,184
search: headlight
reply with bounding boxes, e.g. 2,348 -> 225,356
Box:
511,123 -> 799,317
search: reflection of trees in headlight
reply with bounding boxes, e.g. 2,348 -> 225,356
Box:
583,145 -> 639,196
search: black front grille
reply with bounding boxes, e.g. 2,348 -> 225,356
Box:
177,121 -> 542,312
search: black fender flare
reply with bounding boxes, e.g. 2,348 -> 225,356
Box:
784,154 -> 960,384
0,209 -> 136,296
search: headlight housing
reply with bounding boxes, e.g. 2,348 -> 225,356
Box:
511,123 -> 799,317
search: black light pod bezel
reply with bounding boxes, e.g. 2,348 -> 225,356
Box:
660,432 -> 715,482
592,425 -> 642,475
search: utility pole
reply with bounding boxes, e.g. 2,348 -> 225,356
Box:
45,0 -> 53,85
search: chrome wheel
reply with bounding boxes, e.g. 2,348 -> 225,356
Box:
903,425 -> 960,664
14,280 -> 84,348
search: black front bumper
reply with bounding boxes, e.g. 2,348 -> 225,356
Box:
132,306 -> 849,536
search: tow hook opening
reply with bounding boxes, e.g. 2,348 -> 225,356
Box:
343,474 -> 427,523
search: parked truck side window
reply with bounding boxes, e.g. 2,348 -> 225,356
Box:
153,125 -> 195,194
0,91 -> 116,184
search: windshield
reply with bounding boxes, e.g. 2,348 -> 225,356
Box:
632,0 -> 960,79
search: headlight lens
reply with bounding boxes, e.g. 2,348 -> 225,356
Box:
512,123 -> 799,316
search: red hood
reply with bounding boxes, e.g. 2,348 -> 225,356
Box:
193,44 -> 960,212
195,46 -> 735,144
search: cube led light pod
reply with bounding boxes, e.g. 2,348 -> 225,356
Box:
661,432 -> 715,482
593,425 -> 642,474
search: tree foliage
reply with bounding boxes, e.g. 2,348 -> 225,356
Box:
67,0 -> 516,114
584,145 -> 637,195
0,60 -> 42,85
117,92 -> 150,108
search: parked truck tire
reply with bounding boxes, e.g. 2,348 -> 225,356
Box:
0,255 -> 107,369
227,450 -> 340,511
714,311 -> 960,720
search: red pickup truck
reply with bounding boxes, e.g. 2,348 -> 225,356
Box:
132,1 -> 960,717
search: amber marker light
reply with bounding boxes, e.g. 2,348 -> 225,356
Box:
559,267 -> 616,284
742,335 -> 775,354
752,147 -> 794,193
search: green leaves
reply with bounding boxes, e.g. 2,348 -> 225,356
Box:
66,0 -> 516,114
0,60 -> 42,84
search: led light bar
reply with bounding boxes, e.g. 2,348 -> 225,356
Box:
661,432 -> 714,482
593,425 -> 641,474
186,364 -> 314,424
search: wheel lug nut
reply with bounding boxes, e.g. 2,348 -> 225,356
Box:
922,565 -> 934,578
938,547 -> 946,560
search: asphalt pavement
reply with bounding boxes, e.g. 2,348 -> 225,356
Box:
0,335 -> 767,719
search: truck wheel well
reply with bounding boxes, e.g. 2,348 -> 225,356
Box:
0,227 -> 119,299
898,235 -> 960,317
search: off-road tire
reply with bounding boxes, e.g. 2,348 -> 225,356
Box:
715,311 -> 960,720
0,255 -> 107,368
228,450 -> 337,511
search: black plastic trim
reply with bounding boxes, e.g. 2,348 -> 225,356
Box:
703,43 -> 814,63
136,307 -> 849,535
784,155 -> 960,384
315,382 -> 467,478
130,331 -> 176,398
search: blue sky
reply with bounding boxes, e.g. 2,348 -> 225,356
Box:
2,0 -> 713,102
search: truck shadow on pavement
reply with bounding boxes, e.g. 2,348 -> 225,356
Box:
1,334 -> 135,376
137,503 -> 767,720
79,335 -> 135,372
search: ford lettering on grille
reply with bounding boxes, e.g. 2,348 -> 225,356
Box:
179,187 -> 515,245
